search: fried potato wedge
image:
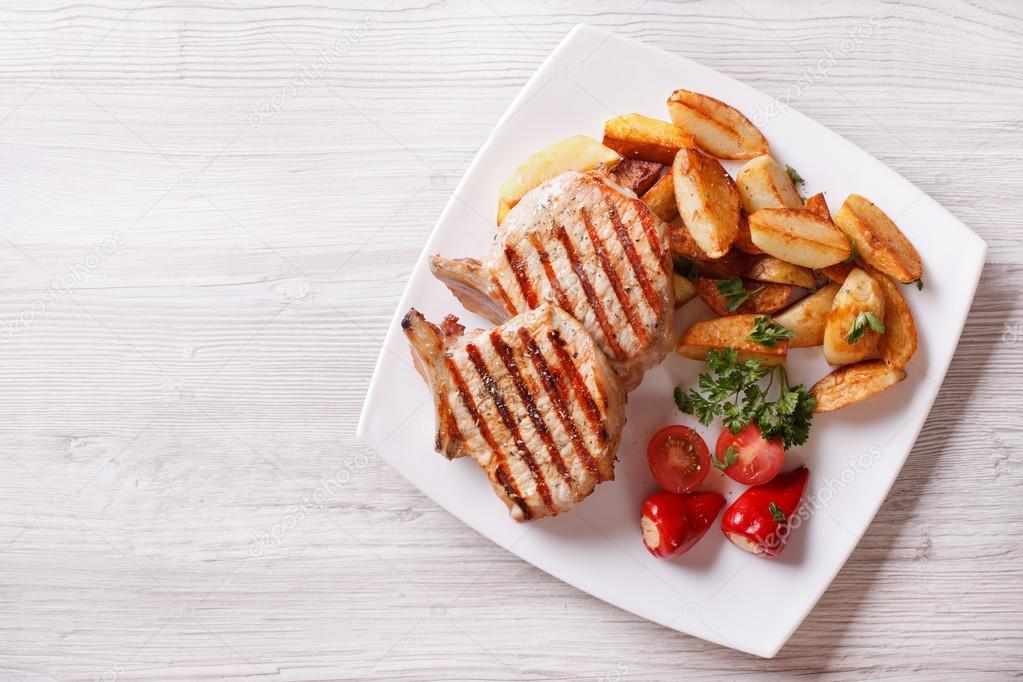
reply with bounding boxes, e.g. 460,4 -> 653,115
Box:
823,268 -> 886,365
804,192 -> 831,221
697,278 -> 792,316
677,314 -> 788,365
872,269 -> 917,369
609,158 -> 663,196
667,90 -> 768,160
736,155 -> 802,213
745,255 -> 817,290
673,273 -> 698,308
820,262 -> 854,284
672,148 -> 740,258
497,135 -> 620,223
694,249 -> 751,278
640,172 -> 677,222
833,194 -> 922,283
773,283 -> 840,347
734,211 -> 764,255
602,113 -> 697,165
811,361 -> 906,413
668,217 -> 710,260
749,208 -> 852,268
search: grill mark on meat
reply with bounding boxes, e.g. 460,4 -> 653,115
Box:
445,355 -> 531,519
465,343 -> 554,513
604,196 -> 662,313
490,272 -> 517,316
503,244 -> 539,310
527,232 -> 574,316
580,207 -> 649,346
517,328 -> 601,479
547,329 -> 609,448
553,222 -> 627,361
489,330 -> 572,485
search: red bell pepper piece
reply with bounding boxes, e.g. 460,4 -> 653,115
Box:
641,491 -> 726,559
721,466 -> 809,558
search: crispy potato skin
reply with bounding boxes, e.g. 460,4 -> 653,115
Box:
668,218 -> 711,260
602,113 -> 697,165
745,255 -> 817,289
609,158 -> 663,196
749,208 -> 852,268
640,172 -> 677,222
673,273 -> 698,308
833,194 -> 922,283
823,268 -> 886,365
820,261 -> 854,284
811,360 -> 906,412
773,283 -> 840,347
696,278 -> 792,316
677,314 -> 788,365
672,148 -> 740,258
871,269 -> 917,369
736,155 -> 802,213
733,211 -> 764,254
693,249 -> 750,277
497,135 -> 620,223
667,90 -> 768,160
804,192 -> 831,221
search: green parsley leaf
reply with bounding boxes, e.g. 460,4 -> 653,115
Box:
786,165 -> 804,185
674,257 -> 700,282
911,278 -> 924,291
847,311 -> 886,344
747,316 -> 795,347
843,239 -> 858,265
769,502 -> 786,523
716,277 -> 754,312
674,348 -> 815,449
711,446 -> 738,471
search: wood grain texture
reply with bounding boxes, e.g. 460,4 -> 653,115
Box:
0,0 -> 1020,679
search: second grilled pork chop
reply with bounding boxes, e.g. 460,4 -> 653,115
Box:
431,171 -> 675,390
403,304 -> 626,521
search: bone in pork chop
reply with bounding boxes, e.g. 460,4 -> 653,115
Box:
430,170 -> 675,390
402,304 -> 626,521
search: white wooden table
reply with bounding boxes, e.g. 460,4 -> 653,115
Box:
0,1 -> 1020,679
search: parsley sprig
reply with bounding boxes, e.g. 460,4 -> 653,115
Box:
769,502 -> 786,522
674,348 -> 816,449
715,277 -> 762,312
711,445 -> 738,471
786,165 -> 804,185
847,311 -> 886,344
747,316 -> 795,348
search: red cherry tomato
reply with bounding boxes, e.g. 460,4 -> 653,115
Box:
647,425 -> 710,494
714,423 -> 784,485
642,491 -> 725,559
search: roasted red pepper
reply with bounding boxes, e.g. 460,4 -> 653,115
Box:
721,466 -> 809,558
641,491 -> 725,559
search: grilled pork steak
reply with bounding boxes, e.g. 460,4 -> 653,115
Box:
431,171 -> 675,390
402,304 -> 626,521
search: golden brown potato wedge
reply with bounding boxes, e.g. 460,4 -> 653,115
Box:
672,148 -> 740,258
673,273 -> 698,308
748,208 -> 852,268
734,211 -> 764,255
609,158 -> 663,196
693,249 -> 751,277
602,113 -> 697,165
678,314 -> 788,365
811,360 -> 907,413
640,172 -> 677,222
745,255 -> 817,290
819,262 -> 854,284
736,155 -> 802,213
667,90 -> 768,160
668,217 -> 711,260
804,192 -> 831,221
872,269 -> 917,370
823,268 -> 886,365
497,135 -> 620,224
773,283 -> 840,347
833,194 -> 922,283
696,278 -> 792,316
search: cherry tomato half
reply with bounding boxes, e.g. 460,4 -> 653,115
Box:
714,423 -> 785,486
647,425 -> 710,494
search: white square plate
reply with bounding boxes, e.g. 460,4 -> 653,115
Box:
358,25 -> 986,657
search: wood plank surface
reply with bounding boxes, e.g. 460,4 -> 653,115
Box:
0,1 -> 1020,679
